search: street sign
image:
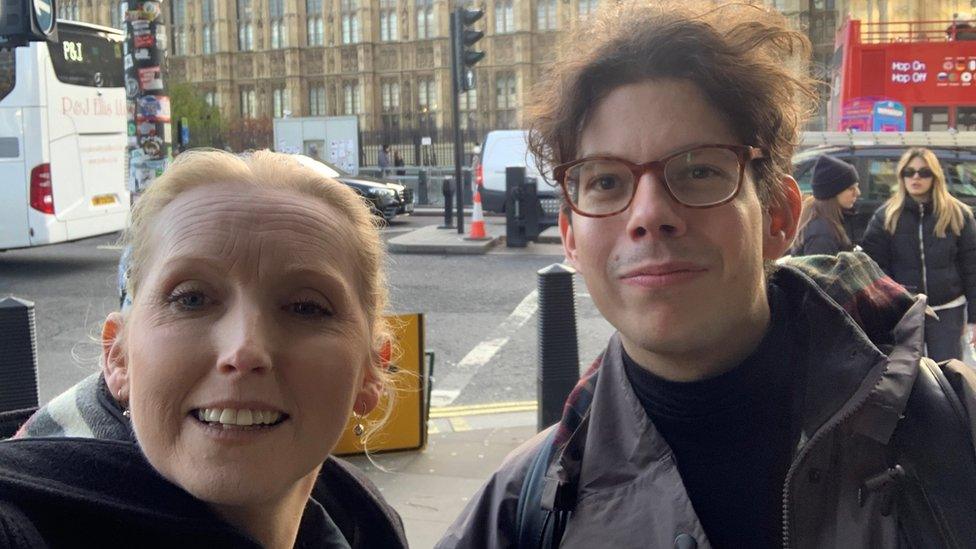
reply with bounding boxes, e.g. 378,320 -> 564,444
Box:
32,0 -> 54,35
334,313 -> 429,455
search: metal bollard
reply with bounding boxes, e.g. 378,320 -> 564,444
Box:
0,297 -> 39,413
418,169 -> 429,205
506,166 -> 527,247
438,175 -> 455,229
537,264 -> 580,430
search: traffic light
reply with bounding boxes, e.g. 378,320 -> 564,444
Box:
452,7 -> 484,93
0,0 -> 58,47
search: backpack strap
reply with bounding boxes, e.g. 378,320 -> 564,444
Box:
516,428 -> 557,549
891,358 -> 976,548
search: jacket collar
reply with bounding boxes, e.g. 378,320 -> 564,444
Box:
554,253 -> 925,487
903,198 -> 934,215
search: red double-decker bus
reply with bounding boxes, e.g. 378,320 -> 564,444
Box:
829,17 -> 976,131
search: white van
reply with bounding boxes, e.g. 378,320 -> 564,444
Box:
0,21 -> 129,251
477,129 -> 558,216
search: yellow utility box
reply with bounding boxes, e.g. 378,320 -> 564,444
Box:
334,313 -> 429,455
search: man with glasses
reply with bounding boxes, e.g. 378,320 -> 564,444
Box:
438,1 -> 976,548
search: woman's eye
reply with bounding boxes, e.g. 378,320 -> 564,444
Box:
168,290 -> 209,310
289,299 -> 333,318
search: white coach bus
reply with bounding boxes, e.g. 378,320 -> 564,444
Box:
0,21 -> 128,251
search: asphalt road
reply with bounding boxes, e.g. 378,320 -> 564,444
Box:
1,214 -> 616,406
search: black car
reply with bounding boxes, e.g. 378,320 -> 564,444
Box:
292,155 -> 412,222
792,145 -> 976,243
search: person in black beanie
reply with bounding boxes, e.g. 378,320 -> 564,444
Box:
790,154 -> 860,256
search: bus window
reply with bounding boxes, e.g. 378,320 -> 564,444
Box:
912,107 -> 949,131
957,108 -> 976,131
46,27 -> 124,88
0,49 -> 14,102
867,159 -> 897,200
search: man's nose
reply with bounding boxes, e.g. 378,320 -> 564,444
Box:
215,301 -> 273,376
624,171 -> 688,239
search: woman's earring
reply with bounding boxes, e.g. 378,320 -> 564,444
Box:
353,405 -> 365,437
118,389 -> 130,419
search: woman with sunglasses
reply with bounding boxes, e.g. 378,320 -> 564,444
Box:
861,147 -> 976,361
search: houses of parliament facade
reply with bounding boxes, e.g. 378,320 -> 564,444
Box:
58,0 -> 972,136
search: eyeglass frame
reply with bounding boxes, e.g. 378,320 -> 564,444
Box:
552,144 -> 767,218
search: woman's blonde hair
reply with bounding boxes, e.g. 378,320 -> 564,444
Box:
884,147 -> 972,238
121,148 -> 396,438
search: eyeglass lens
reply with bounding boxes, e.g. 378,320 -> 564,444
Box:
902,167 -> 933,178
564,147 -> 741,215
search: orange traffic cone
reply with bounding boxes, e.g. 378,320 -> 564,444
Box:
467,186 -> 489,240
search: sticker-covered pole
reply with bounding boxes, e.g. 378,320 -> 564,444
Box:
123,0 -> 171,198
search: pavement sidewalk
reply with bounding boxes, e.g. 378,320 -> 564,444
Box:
388,215 -> 561,255
346,413 -> 539,549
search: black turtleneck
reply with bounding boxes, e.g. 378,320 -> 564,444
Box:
623,283 -> 801,549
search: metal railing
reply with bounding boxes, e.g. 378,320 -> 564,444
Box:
857,19 -> 976,43
800,130 -> 976,148
360,165 -> 475,207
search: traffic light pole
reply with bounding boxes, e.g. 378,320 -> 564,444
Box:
450,14 -> 465,235
449,6 -> 484,235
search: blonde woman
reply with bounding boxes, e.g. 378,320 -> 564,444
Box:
861,147 -> 976,361
790,155 -> 861,256
0,150 -> 407,548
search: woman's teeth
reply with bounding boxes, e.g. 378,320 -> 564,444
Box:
195,408 -> 283,427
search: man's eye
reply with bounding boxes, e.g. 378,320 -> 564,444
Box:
588,175 -> 619,191
289,299 -> 333,318
168,291 -> 209,310
687,165 -> 724,179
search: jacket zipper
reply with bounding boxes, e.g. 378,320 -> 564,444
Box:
918,206 -> 928,295
780,362 -> 884,548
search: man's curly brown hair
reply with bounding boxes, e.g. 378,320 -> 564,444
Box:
527,0 -> 818,209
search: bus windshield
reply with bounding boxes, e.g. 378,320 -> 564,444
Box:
46,26 -> 124,88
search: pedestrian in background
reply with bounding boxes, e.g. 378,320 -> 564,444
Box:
393,149 -> 405,176
790,155 -> 860,255
861,147 -> 976,362
378,144 -> 391,177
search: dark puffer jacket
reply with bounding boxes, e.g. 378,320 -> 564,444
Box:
860,200 -> 976,321
791,217 -> 854,256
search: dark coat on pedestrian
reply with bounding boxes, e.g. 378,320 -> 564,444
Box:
860,200 -> 976,321
8,374 -> 408,549
791,217 -> 854,256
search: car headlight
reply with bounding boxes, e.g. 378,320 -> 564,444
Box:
367,187 -> 395,196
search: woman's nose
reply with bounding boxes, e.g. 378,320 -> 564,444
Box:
216,302 -> 273,376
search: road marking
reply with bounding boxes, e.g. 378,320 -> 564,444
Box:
430,401 -> 537,418
97,244 -> 124,251
430,289 -> 539,407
